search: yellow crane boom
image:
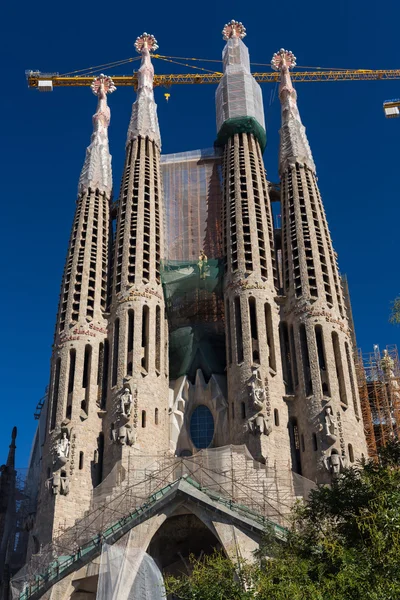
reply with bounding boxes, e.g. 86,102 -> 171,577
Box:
26,69 -> 400,91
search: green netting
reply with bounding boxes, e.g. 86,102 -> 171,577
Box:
215,116 -> 267,153
161,258 -> 225,379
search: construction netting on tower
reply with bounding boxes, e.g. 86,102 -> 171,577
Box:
11,445 -> 315,599
357,345 -> 400,456
161,149 -> 225,379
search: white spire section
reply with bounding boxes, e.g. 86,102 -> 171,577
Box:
271,49 -> 315,174
127,33 -> 161,148
78,75 -> 115,195
216,20 -> 265,133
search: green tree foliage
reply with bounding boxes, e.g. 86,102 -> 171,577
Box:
165,443 -> 400,600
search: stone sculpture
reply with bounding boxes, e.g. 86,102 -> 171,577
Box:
248,368 -> 266,409
246,413 -> 272,436
323,449 -> 346,476
119,387 -> 133,418
323,406 -> 338,441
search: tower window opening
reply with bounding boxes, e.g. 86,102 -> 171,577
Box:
68,349 -> 76,395
155,305 -> 161,374
234,296 -> 244,363
82,345 -> 92,389
225,301 -> 232,365
96,433 -> 104,486
315,326 -> 330,397
66,405 -> 72,420
312,433 -> 318,451
299,324 -> 313,396
127,309 -> 134,376
141,305 -> 149,373
274,408 -> 280,426
289,325 -> 299,387
332,332 -> 347,406
279,322 -> 294,394
265,303 -> 277,372
289,418 -> 302,475
231,402 -> 235,419
50,358 -> 61,431
112,319 -> 120,387
142,410 -> 146,428
248,297 -> 259,364
301,433 -> 305,452
79,451 -> 84,470
241,402 -> 246,419
348,443 -> 354,463
101,340 -> 109,408
345,342 -> 359,417
155,407 -> 159,425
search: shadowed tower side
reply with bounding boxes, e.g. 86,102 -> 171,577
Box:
33,76 -> 115,547
218,21 -> 290,465
273,49 -> 367,480
104,34 -> 169,474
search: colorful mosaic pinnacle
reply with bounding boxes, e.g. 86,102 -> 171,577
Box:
271,48 -> 297,71
134,32 -> 159,53
90,74 -> 116,96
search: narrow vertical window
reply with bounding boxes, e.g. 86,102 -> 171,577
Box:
142,305 -> 149,373
345,342 -> 359,417
289,325 -> 298,386
312,433 -> 318,451
279,322 -> 294,394
50,358 -> 61,431
248,297 -> 259,363
265,303 -> 277,372
79,452 -> 84,470
315,326 -> 330,396
96,433 -> 104,486
332,332 -> 347,406
231,402 -> 235,419
82,345 -> 92,389
289,418 -> 302,475
102,340 -> 109,408
241,402 -> 246,419
155,407 -> 159,425
274,408 -> 280,426
299,324 -> 313,396
97,343 -> 104,386
112,319 -> 119,387
348,443 -> 354,463
155,305 -> 161,374
234,297 -> 244,363
225,301 -> 232,365
142,410 -> 146,428
68,349 -> 76,394
127,310 -> 134,376
301,433 -> 305,452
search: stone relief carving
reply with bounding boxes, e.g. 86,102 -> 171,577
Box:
248,368 -> 266,410
119,387 -> 133,418
51,472 -> 69,496
323,450 -> 346,476
323,406 -> 337,442
56,432 -> 70,460
111,423 -> 135,446
246,413 -> 272,436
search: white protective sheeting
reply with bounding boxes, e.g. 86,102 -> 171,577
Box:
96,529 -> 166,600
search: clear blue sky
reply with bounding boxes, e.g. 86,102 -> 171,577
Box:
1,0 -> 399,467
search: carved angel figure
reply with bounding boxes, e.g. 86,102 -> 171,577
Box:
56,432 -> 70,459
248,368 -> 266,409
324,406 -> 338,440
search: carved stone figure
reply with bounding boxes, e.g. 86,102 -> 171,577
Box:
248,368 -> 266,409
323,450 -> 346,476
197,249 -> 208,280
56,432 -> 70,460
52,473 -> 60,495
324,406 -> 338,441
246,413 -> 272,436
119,387 -> 133,417
111,423 -> 136,446
60,474 -> 70,496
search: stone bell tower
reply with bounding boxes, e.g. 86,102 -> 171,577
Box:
272,49 -> 367,481
103,33 -> 169,476
217,21 -> 291,465
33,76 -> 115,546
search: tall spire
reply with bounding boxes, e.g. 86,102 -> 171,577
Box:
78,74 -> 115,195
127,33 -> 161,148
216,20 -> 266,151
271,49 -> 315,174
5,427 -> 17,470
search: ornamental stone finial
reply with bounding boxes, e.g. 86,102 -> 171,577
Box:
134,33 -> 159,53
271,49 -> 297,71
222,20 -> 246,40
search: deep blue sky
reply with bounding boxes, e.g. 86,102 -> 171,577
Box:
1,0 -> 399,467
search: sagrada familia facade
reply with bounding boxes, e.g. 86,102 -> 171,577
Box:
1,20 -> 368,600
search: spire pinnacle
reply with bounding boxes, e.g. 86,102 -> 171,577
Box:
127,32 -> 161,148
6,427 -> 17,469
78,74 -> 115,195
222,20 -> 246,40
271,49 -> 315,173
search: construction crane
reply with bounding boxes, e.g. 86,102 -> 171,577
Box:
383,98 -> 400,118
26,67 -> 400,92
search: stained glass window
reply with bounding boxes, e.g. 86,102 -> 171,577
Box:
190,405 -> 214,449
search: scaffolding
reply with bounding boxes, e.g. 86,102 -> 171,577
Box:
357,345 -> 400,456
11,445 -> 315,599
